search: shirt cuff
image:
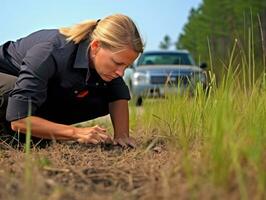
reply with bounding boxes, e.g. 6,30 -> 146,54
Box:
6,96 -> 37,121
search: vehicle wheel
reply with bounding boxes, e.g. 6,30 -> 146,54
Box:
135,96 -> 143,106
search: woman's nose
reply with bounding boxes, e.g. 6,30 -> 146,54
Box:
115,66 -> 125,77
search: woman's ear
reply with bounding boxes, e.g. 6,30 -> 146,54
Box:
90,39 -> 100,56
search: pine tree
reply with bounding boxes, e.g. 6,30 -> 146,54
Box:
159,35 -> 172,50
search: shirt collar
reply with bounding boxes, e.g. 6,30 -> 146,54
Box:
73,40 -> 90,69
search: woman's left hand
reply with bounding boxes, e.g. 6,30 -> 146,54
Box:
113,136 -> 137,148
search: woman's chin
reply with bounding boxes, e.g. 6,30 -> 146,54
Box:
101,74 -> 113,82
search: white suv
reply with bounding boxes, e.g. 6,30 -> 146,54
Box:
123,50 -> 208,106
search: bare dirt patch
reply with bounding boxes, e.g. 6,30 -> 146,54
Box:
0,134 -> 169,200
0,122 -> 254,200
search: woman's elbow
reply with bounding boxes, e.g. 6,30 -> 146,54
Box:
11,119 -> 25,132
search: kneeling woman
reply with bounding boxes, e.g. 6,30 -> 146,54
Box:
0,14 -> 143,148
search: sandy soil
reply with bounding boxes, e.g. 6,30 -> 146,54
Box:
0,129 -> 172,200
0,114 -> 257,200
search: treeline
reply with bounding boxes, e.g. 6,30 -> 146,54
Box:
164,0 -> 266,78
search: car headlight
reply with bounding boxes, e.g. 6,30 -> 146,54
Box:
132,72 -> 150,85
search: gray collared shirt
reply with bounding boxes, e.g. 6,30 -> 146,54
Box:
0,29 -> 130,124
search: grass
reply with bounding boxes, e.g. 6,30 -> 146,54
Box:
24,99 -> 34,200
1,26 -> 265,200
128,36 -> 266,199
1,71 -> 265,199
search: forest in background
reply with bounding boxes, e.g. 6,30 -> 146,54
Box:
160,0 -> 266,80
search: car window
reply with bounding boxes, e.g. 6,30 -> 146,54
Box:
137,52 -> 195,66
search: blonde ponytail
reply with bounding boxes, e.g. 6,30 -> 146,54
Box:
59,20 -> 98,44
59,14 -> 144,53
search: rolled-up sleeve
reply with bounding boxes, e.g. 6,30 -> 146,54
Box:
107,77 -> 131,102
6,42 -> 56,121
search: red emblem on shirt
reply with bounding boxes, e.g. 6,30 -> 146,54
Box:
76,90 -> 89,98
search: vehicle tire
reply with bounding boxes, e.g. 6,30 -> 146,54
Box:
135,96 -> 143,106
128,81 -> 133,96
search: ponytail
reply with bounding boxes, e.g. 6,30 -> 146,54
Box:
59,14 -> 144,53
59,20 -> 98,44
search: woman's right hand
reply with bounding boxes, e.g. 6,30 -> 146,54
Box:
75,125 -> 112,144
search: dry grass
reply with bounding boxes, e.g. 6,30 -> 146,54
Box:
0,126 -> 171,200
0,127 -> 255,200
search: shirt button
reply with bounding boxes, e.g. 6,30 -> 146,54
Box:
104,83 -> 107,86
96,82 -> 99,86
74,90 -> 78,94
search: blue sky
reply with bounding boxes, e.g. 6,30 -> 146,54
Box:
1,0 -> 202,50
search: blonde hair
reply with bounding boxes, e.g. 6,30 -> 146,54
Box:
59,14 -> 144,53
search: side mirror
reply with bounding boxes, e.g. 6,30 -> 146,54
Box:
199,62 -> 207,69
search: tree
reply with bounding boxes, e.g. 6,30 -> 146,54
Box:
159,35 -> 172,50
176,0 -> 266,79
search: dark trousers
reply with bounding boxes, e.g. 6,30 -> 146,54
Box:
0,72 -> 17,132
0,72 -> 50,148
0,72 -> 17,102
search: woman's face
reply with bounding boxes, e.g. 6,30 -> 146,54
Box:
90,40 -> 139,82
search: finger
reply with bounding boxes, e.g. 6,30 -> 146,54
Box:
91,133 -> 104,143
98,132 -> 112,141
116,139 -> 127,148
105,134 -> 114,144
96,133 -> 112,144
93,125 -> 106,132
77,137 -> 99,145
127,138 -> 137,148
89,138 -> 99,144
77,138 -> 85,143
98,132 -> 110,139
95,132 -> 112,144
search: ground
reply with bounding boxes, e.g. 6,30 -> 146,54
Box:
0,114 -> 256,200
0,126 -> 172,200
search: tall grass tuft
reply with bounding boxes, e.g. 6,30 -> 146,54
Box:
23,99 -> 33,200
130,28 -> 266,199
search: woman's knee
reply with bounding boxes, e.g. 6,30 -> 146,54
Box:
0,72 -> 17,95
0,72 -> 17,121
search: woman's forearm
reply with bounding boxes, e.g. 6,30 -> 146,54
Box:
11,116 -> 78,140
109,100 -> 137,148
109,99 -> 129,138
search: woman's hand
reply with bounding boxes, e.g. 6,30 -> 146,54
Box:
113,136 -> 137,148
75,125 -> 112,144
109,100 -> 136,148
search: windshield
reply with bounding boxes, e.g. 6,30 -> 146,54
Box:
137,52 -> 195,66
